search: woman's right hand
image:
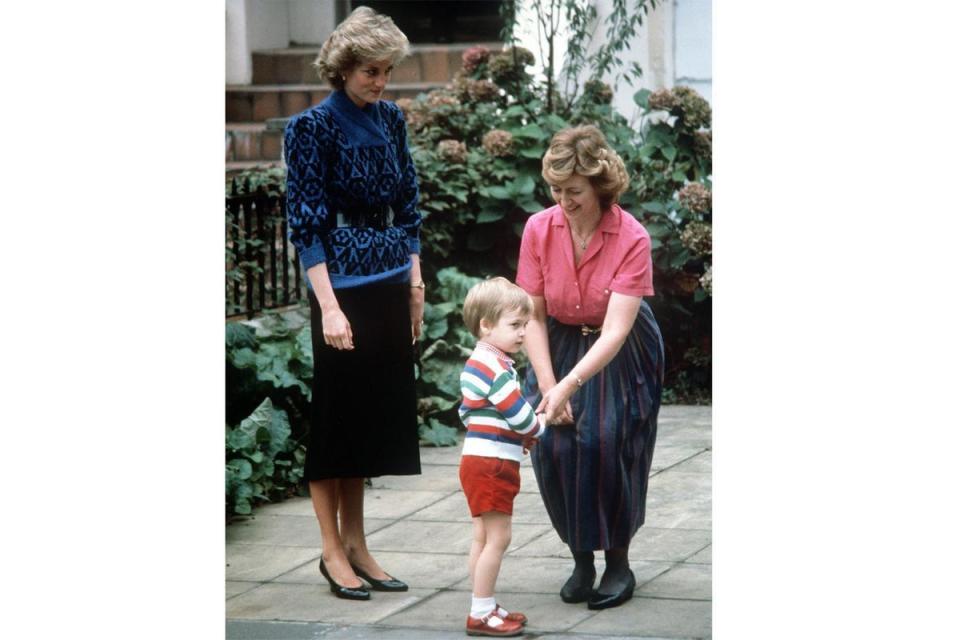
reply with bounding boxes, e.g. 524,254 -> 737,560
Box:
321,306 -> 354,350
537,381 -> 574,426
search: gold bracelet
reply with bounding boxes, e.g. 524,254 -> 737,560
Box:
410,280 -> 425,290
570,372 -> 583,388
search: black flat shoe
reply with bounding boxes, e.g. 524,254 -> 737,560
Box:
319,560 -> 370,600
587,570 -> 635,610
560,566 -> 597,603
351,563 -> 409,592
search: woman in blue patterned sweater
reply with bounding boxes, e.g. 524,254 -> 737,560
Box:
284,7 -> 423,601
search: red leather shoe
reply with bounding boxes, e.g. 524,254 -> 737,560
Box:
496,603 -> 527,626
465,611 -> 524,637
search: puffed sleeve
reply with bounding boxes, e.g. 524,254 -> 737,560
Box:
516,216 -> 544,296
610,232 -> 655,297
284,112 -> 330,271
387,103 -> 422,254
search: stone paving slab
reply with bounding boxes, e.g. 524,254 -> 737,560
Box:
369,471 -> 464,493
450,556 -> 674,594
227,580 -> 262,599
509,526 -> 710,564
274,550 -> 469,589
644,472 -> 711,530
226,545 -> 322,582
226,583 -> 438,624
365,519 -> 553,555
650,445 -> 710,473
379,589 -> 599,633
683,545 -> 711,564
669,451 -> 711,474
227,516 -> 395,548
636,563 -> 712,601
361,489 -> 455,520
227,619 -> 685,640
568,596 -> 711,639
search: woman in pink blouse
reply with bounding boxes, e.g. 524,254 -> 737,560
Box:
517,125 -> 665,610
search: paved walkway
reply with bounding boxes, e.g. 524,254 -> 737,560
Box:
226,405 -> 711,639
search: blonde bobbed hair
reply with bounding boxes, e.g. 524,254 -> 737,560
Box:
542,125 -> 630,210
313,7 -> 410,90
462,277 -> 533,339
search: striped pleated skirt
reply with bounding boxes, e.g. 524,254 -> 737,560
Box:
523,301 -> 664,551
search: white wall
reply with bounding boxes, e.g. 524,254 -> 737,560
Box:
226,0 -> 336,85
674,0 -> 712,103
226,0 -> 251,84
288,0 -> 336,45
513,0 -> 677,122
246,0 -> 291,54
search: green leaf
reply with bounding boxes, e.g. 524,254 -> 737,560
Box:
418,418 -> 460,447
426,317 -> 448,340
227,458 -> 253,481
476,208 -> 506,223
669,248 -> 691,269
486,185 -> 511,199
636,144 -> 658,158
662,146 -> 677,162
634,88 -> 651,109
226,323 -> 257,349
672,170 -> 687,182
510,174 -> 535,196
518,146 -> 544,159
510,122 -> 546,140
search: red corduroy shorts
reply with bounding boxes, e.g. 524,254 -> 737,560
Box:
459,455 -> 521,517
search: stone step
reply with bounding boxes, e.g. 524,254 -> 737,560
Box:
225,123 -> 283,163
226,82 -> 443,123
251,42 -> 501,85
226,160 -> 282,178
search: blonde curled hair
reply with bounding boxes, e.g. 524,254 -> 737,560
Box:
542,125 -> 630,209
312,7 -> 410,90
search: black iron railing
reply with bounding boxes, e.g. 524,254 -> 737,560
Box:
226,178 -> 305,318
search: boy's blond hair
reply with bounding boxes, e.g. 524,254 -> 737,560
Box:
462,277 -> 533,339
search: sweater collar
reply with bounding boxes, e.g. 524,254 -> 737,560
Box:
325,90 -> 389,146
476,341 -> 515,366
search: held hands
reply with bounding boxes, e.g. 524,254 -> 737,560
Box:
321,306 -> 354,350
537,378 -> 576,427
522,413 -> 548,455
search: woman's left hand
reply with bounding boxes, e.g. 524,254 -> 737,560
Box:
410,286 -> 425,343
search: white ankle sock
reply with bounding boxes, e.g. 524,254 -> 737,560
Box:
470,595 -> 498,620
496,603 -> 510,617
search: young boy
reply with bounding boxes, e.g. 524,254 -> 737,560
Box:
458,277 -> 547,637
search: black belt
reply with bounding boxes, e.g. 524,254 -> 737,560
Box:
334,205 -> 394,230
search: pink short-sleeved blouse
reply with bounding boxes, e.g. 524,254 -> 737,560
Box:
516,204 -> 654,326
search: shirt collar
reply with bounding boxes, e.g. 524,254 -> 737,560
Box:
549,203 -> 623,235
476,341 -> 515,366
325,90 -> 389,145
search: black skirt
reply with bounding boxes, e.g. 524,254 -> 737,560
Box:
305,282 -> 421,480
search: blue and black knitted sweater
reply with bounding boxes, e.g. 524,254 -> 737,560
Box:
284,90 -> 422,289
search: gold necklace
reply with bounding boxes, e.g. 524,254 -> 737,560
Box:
571,227 -> 595,250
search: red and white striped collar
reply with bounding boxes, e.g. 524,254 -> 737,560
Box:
476,341 -> 515,366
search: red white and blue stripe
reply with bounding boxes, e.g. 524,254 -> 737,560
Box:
460,342 -> 542,462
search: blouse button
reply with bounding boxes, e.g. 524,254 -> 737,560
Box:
575,304 -> 580,309
604,289 -> 609,294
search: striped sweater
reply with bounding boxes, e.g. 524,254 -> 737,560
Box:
459,342 -> 544,462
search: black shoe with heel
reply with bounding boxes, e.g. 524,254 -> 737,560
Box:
560,565 -> 597,603
587,569 -> 635,610
319,559 -> 370,600
350,563 -> 409,592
